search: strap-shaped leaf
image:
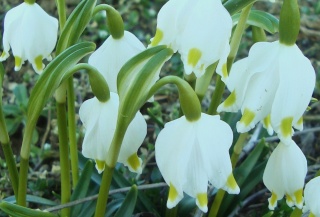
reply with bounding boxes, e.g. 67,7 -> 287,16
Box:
113,185 -> 138,217
56,0 -> 97,53
232,10 -> 279,34
0,201 -> 58,217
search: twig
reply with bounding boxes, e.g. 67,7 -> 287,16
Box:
45,182 -> 167,212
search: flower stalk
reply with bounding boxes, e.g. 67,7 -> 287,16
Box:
207,3 -> 253,115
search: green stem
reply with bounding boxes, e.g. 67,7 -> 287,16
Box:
24,0 -> 36,4
95,117 -> 128,216
230,133 -> 248,168
67,79 -> 79,187
195,62 -> 218,102
207,5 -> 253,217
56,102 -> 71,217
17,157 -> 29,206
55,0 -> 67,31
207,3 -> 253,115
165,206 -> 178,217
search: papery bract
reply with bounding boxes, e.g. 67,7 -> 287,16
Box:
218,41 -> 315,145
0,2 -> 58,73
150,0 -> 232,77
88,31 -> 145,93
263,141 -> 307,210
79,93 -> 147,174
155,113 -> 239,212
303,176 -> 320,217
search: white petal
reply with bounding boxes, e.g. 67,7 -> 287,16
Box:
263,141 -> 307,210
304,177 -> 320,217
118,111 -> 147,174
178,0 -> 232,77
271,43 -> 315,145
89,31 -> 145,93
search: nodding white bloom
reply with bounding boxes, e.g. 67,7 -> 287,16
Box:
155,114 -> 239,213
303,177 -> 320,217
0,2 -> 58,74
150,0 -> 232,78
263,141 -> 307,210
217,41 -> 315,146
79,93 -> 147,174
88,31 -> 145,93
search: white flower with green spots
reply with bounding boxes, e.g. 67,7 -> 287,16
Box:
149,0 -> 232,78
217,41 -> 315,146
263,141 -> 307,210
0,2 -> 58,74
303,176 -> 320,217
155,113 -> 239,213
79,93 -> 147,174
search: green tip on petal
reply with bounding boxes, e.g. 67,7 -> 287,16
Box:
263,115 -> 271,128
168,183 -> 179,203
34,55 -> 43,72
14,56 -> 22,71
223,91 -> 236,108
280,117 -> 293,138
294,188 -> 304,208
127,153 -> 141,172
240,108 -> 255,127
188,48 -> 202,68
286,193 -> 294,207
95,159 -> 105,174
226,174 -> 240,194
196,193 -> 208,212
269,192 -> 278,210
222,63 -> 228,79
150,29 -> 163,47
309,213 -> 316,217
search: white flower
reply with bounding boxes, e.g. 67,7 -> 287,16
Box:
155,113 -> 239,213
150,0 -> 232,78
263,141 -> 307,210
0,2 -> 58,74
217,41 -> 315,146
79,93 -> 147,174
88,31 -> 145,93
303,177 -> 320,217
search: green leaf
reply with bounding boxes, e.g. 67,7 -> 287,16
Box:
0,201 -> 58,217
3,195 -> 58,206
232,10 -> 279,34
56,0 -> 97,53
26,42 -> 95,132
114,185 -> 138,217
70,160 -> 94,216
13,84 -> 29,108
2,105 -> 22,116
224,0 -> 257,15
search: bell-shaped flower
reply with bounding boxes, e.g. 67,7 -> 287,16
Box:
150,0 -> 232,78
303,176 -> 320,217
88,31 -> 145,93
263,141 -> 307,210
217,41 -> 315,146
79,92 -> 147,174
155,113 -> 239,213
0,2 -> 58,73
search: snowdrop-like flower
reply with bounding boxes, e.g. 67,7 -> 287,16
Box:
0,2 -> 58,73
263,141 -> 307,210
303,177 -> 320,217
217,41 -> 315,145
89,31 -> 145,93
155,113 -> 239,212
79,93 -> 147,174
150,0 -> 232,77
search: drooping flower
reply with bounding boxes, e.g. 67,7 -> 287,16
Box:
217,41 -> 315,146
155,113 -> 239,212
88,31 -> 145,93
263,141 -> 307,210
79,92 -> 147,174
303,176 -> 320,217
0,2 -> 58,74
150,0 -> 232,78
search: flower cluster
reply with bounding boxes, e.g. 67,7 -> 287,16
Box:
0,2 -> 58,74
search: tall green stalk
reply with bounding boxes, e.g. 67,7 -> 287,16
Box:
207,4 -> 253,217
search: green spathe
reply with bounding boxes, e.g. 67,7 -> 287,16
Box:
279,0 -> 300,45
